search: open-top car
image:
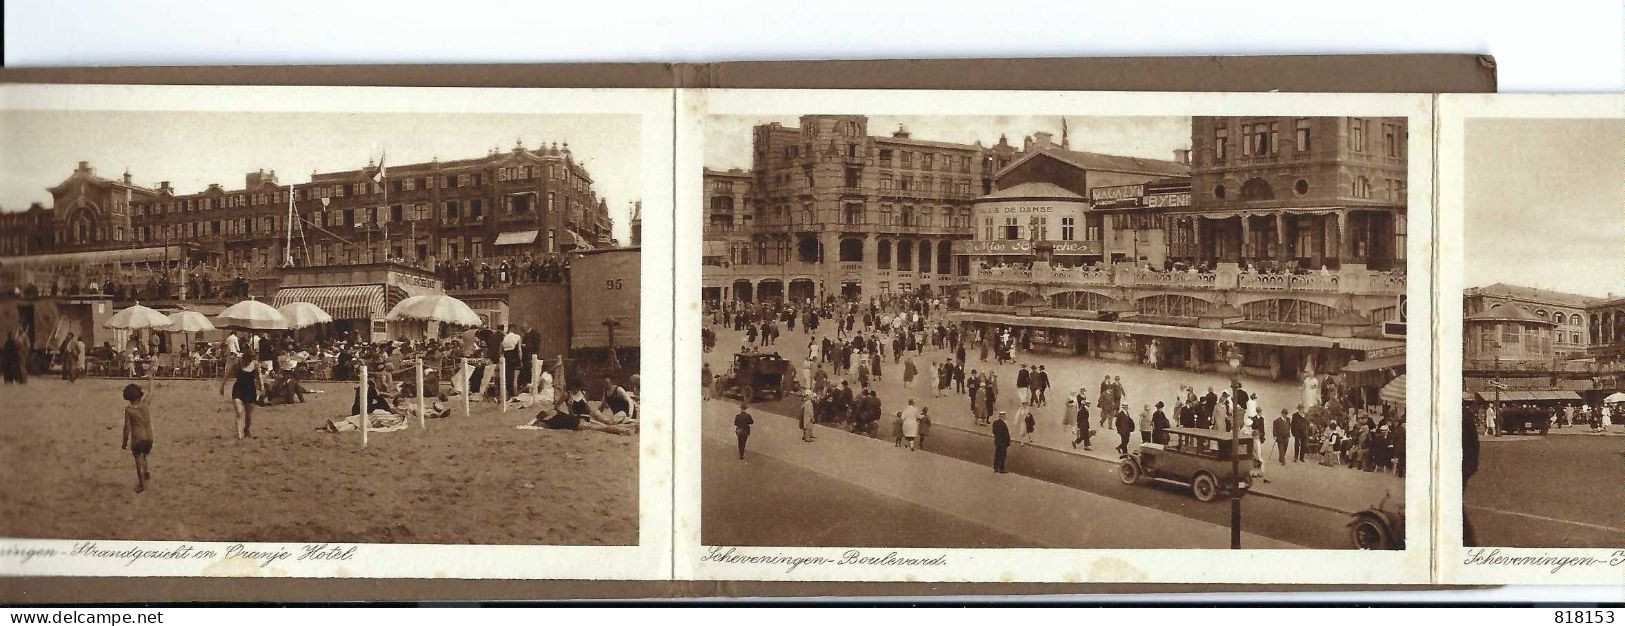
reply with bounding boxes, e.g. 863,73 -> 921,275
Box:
720,351 -> 792,402
1118,427 -> 1253,502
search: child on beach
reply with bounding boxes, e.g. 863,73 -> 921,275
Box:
120,371 -> 156,493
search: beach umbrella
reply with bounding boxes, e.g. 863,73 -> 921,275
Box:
104,302 -> 174,330
1603,392 -> 1625,404
278,302 -> 334,330
1379,374 -> 1406,405
384,294 -> 483,327
166,310 -> 215,333
215,299 -> 289,331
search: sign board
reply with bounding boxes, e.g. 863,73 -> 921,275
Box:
570,249 -> 641,350
1088,182 -> 1193,210
954,239 -> 1103,256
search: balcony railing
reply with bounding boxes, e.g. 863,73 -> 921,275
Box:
968,264 -> 1403,296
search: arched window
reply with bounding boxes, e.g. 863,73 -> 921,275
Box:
1552,312 -> 1565,324
1536,309 -> 1547,319
1240,178 -> 1274,201
838,238 -> 864,262
896,240 -> 914,270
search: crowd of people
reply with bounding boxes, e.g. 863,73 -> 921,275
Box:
703,291 -> 1406,483
434,254 -> 570,290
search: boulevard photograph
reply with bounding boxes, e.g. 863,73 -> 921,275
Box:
0,95 -> 648,547
1458,116 -> 1625,549
698,113 -> 1412,550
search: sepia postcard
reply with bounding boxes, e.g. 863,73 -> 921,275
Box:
0,84 -> 675,579
1434,93 -> 1625,586
674,89 -> 1436,584
1,82 -> 1619,588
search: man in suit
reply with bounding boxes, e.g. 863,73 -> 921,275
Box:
1201,386 -> 1219,429
1071,389 -> 1092,450
1114,405 -> 1136,455
1015,365 -> 1031,405
1290,405 -> 1310,462
1272,409 -> 1291,464
1033,365 -> 1050,407
991,411 -> 1011,473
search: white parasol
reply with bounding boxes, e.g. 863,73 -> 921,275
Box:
1603,392 -> 1625,404
104,302 -> 174,330
215,299 -> 289,331
384,294 -> 483,327
277,301 -> 334,330
165,310 -> 216,333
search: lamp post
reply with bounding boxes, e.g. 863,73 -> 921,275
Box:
1492,339 -> 1503,437
1223,341 -> 1244,549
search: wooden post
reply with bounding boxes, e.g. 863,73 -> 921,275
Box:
416,356 -> 426,430
531,354 -> 541,398
460,357 -> 471,417
359,364 -> 369,449
499,355 -> 507,412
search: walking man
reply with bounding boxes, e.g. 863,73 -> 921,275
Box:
800,392 -> 816,442
1273,409 -> 1291,464
1033,365 -> 1049,407
734,402 -> 754,460
1290,405 -> 1309,462
992,411 -> 1011,473
1071,389 -> 1092,450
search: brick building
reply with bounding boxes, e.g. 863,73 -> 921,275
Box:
0,141 -> 613,282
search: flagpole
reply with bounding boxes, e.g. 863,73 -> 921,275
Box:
285,184 -> 296,267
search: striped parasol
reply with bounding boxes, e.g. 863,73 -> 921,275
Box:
104,302 -> 174,330
1380,374 -> 1406,405
277,302 -> 334,330
215,299 -> 289,331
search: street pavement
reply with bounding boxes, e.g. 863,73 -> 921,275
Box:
703,311 -> 1405,516
1466,434 -> 1625,548
702,395 -> 1299,548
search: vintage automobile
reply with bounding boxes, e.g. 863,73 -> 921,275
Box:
1348,491 -> 1405,550
720,351 -> 792,402
1118,427 -> 1253,502
1497,406 -> 1552,435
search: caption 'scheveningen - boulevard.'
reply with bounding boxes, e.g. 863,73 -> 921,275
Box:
700,114 -> 1409,550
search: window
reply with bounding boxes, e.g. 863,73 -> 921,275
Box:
1295,118 -> 1312,151
900,176 -> 913,191
1085,214 -> 1103,241
901,151 -> 913,168
880,174 -> 894,190
960,155 -> 971,172
1353,176 -> 1372,199
983,216 -> 995,240
1214,127 -> 1229,161
1349,118 -> 1367,152
879,149 -> 893,165
923,154 -> 934,170
1383,123 -> 1401,157
1002,217 -> 1019,240
444,200 -> 460,219
1060,217 -> 1076,241
844,166 -> 861,188
1241,122 -> 1273,155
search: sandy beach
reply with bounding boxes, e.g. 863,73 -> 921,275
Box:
0,376 -> 638,545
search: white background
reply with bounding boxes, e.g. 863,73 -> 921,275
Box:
5,0 -> 1623,605
3,0 -> 1623,93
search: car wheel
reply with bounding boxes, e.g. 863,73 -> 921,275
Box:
1350,515 -> 1391,550
1191,473 -> 1218,502
1118,458 -> 1142,485
742,386 -> 755,403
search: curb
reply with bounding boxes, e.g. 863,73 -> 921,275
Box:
785,401 -> 1361,517
928,420 -> 1357,516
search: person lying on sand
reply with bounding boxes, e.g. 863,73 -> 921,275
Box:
520,388 -> 635,436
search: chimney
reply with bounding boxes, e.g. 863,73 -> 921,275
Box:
77,161 -> 92,175
1031,131 -> 1054,151
1173,149 -> 1191,164
122,168 -> 133,185
159,181 -> 172,193
893,124 -> 911,139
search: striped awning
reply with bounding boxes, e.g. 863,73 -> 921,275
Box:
270,285 -> 385,320
1380,374 -> 1405,405
494,230 -> 539,246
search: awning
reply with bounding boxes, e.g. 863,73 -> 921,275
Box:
0,245 -> 189,269
1339,355 -> 1407,373
270,285 -> 385,320
1380,375 -> 1406,405
1474,390 -> 1582,402
494,230 -> 539,246
946,310 -> 1403,351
